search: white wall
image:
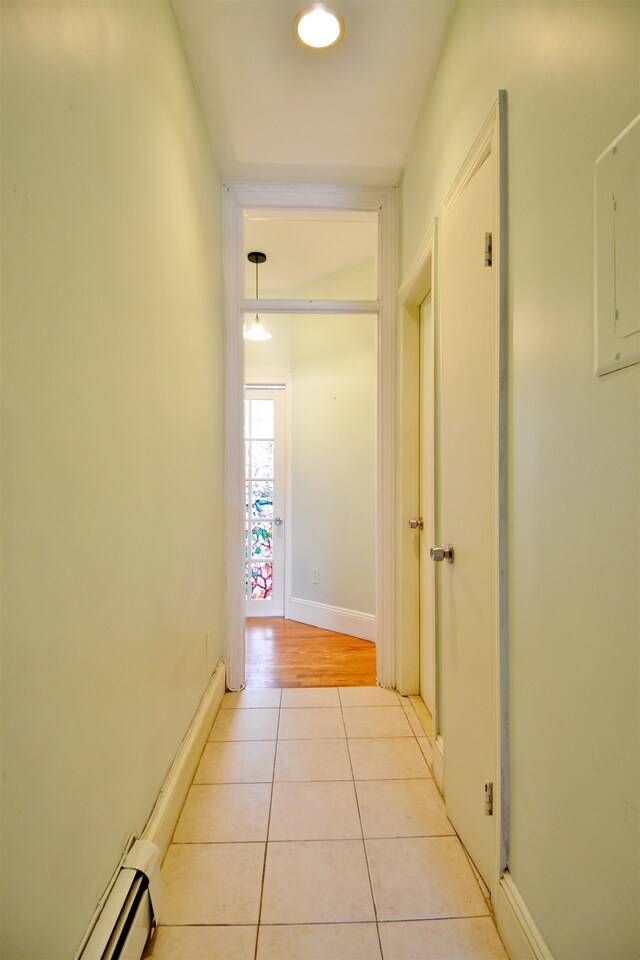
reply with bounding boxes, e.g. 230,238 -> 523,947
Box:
262,258 -> 377,301
245,312 -> 377,617
244,314 -> 292,375
401,3 -> 639,958
0,3 -> 225,957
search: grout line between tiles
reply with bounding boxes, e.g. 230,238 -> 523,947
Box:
258,912 -> 494,925
171,828 -> 456,845
158,914 -> 493,926
253,699 -> 281,960
340,694 -> 384,960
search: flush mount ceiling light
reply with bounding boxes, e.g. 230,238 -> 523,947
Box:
243,251 -> 272,342
294,5 -> 344,49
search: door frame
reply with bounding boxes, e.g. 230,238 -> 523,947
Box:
396,93 -> 509,891
418,290 -> 437,714
396,219 -> 438,699
223,182 -> 398,692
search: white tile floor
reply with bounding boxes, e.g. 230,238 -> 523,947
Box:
145,686 -> 508,960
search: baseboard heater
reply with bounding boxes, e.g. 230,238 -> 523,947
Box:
78,839 -> 162,960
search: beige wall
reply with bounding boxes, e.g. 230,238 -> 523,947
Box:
0,3 -> 225,957
401,2 -> 639,958
262,258 -> 377,301
245,312 -> 377,616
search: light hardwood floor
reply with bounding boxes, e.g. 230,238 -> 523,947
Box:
245,617 -> 377,688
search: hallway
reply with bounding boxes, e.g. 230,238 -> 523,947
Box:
146,686 -> 507,959
3,2 -> 638,956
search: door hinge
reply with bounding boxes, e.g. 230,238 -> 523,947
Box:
484,781 -> 494,816
484,232 -> 493,267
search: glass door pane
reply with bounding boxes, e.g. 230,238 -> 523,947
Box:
244,387 -> 285,615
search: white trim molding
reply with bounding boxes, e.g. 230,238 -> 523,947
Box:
433,734 -> 445,795
142,659 -> 226,858
287,597 -> 376,642
495,871 -> 555,960
223,181 -> 397,691
396,218 -> 437,696
75,661 -> 227,959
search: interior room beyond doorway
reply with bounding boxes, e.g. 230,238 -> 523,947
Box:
245,617 -> 377,688
241,206 -> 380,688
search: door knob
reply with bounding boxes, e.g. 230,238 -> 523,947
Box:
430,544 -> 455,563
274,517 -> 283,525
408,518 -> 424,530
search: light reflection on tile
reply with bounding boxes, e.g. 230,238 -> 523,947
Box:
348,737 -> 431,780
356,779 -> 454,838
274,738 -> 352,782
366,837 -> 489,921
209,708 -> 279,741
378,918 -> 508,959
161,843 -> 264,925
194,740 -> 276,784
222,689 -> 282,709
343,706 -> 413,738
339,686 -> 400,707
261,840 -> 375,924
256,923 -> 381,960
278,707 -> 345,740
281,687 -> 340,708
173,783 -> 271,842
269,781 -> 361,840
144,925 -> 256,959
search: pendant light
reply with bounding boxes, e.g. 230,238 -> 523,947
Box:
243,251 -> 272,341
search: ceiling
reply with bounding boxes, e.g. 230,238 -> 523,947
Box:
243,209 -> 378,292
172,0 -> 456,186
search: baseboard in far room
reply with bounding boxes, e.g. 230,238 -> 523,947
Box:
141,658 -> 226,858
287,596 -> 376,642
495,871 -> 555,960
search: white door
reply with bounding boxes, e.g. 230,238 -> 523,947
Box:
244,387 -> 285,617
438,140 -> 499,891
419,291 -> 437,714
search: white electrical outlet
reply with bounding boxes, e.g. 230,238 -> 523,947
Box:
312,567 -> 320,585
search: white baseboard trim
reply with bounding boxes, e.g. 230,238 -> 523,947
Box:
495,871 -> 554,960
142,658 -> 226,858
433,734 -> 445,794
287,596 -> 376,642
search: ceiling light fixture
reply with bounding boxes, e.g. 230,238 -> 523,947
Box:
294,5 -> 344,49
243,252 -> 272,342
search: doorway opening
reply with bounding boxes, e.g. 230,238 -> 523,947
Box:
243,308 -> 378,687
224,184 -> 397,692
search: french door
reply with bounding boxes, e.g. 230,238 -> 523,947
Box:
244,386 -> 285,616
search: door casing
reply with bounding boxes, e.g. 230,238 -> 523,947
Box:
418,291 -> 437,714
223,183 -> 398,692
